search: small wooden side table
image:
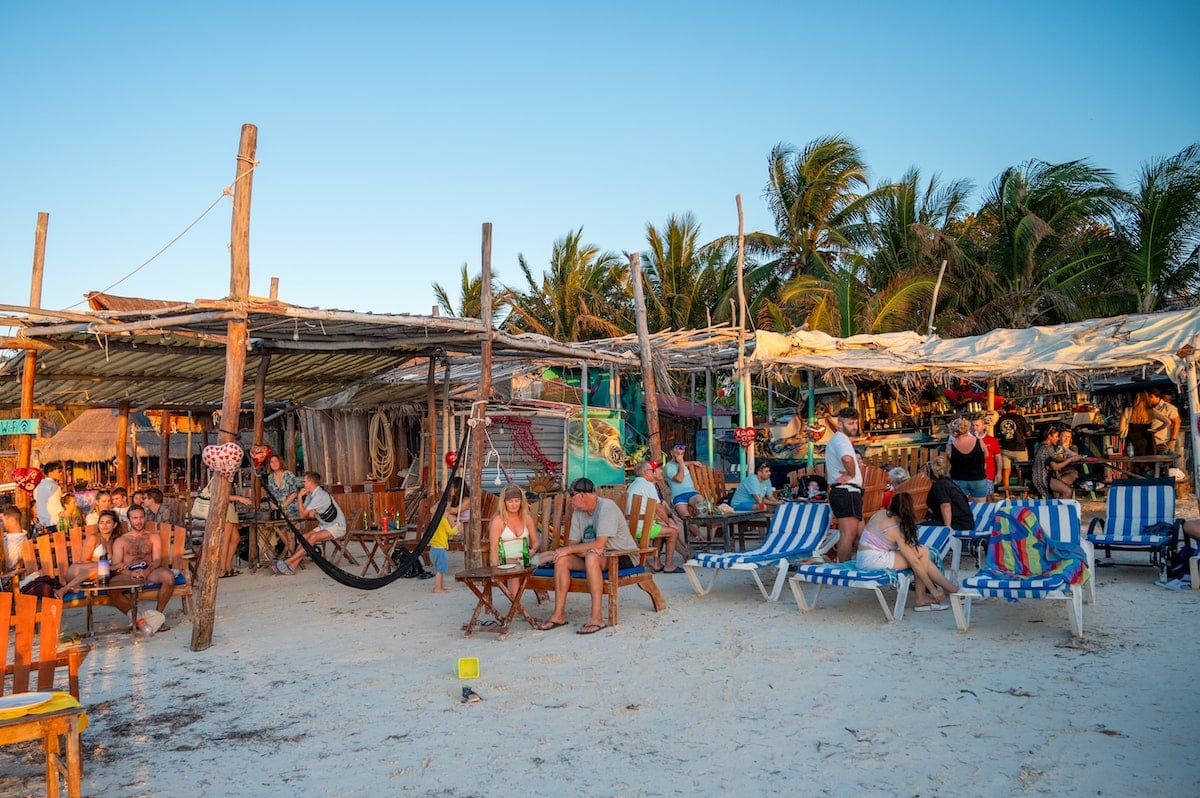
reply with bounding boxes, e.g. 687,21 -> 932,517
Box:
454,565 -> 538,637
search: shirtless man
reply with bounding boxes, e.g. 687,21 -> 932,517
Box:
108,505 -> 176,620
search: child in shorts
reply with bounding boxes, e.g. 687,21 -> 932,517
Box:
430,514 -> 457,593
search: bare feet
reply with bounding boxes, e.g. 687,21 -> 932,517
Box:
433,587 -> 451,594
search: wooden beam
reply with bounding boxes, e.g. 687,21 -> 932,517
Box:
630,252 -> 661,460
16,212 -> 48,520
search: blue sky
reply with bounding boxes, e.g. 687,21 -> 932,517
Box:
2,1 -> 1197,318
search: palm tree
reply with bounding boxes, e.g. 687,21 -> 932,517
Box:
864,167 -> 975,289
776,257 -> 936,337
500,228 -> 627,342
954,159 -> 1124,332
431,263 -> 507,323
747,135 -> 878,281
1117,143 -> 1200,312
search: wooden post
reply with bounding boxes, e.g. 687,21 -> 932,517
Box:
16,212 -> 47,519
630,253 -> 661,460
735,194 -> 753,474
192,123 -> 257,652
425,356 -> 438,491
116,403 -> 130,488
465,223 -> 493,569
159,413 -> 170,487
252,353 -> 270,504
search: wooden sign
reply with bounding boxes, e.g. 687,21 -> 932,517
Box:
0,418 -> 38,435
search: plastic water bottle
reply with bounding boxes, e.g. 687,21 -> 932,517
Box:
96,544 -> 110,586
807,481 -> 819,499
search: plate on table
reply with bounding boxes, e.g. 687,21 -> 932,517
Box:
0,692 -> 55,719
496,563 -> 520,570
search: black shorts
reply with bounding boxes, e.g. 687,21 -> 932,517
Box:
828,486 -> 863,520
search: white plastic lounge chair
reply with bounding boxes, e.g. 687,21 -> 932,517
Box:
1086,477 -> 1179,576
788,524 -> 960,621
683,502 -> 836,602
951,499 -> 1095,637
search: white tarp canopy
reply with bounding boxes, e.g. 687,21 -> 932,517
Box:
752,307 -> 1200,385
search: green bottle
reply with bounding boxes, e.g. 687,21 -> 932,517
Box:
521,536 -> 531,568
498,541 -> 507,566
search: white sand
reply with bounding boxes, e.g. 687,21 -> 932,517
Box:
4,497 -> 1199,797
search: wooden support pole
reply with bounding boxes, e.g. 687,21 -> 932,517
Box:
630,253 -> 661,460
735,194 -> 753,475
116,402 -> 130,488
159,413 -> 170,487
193,123 -> 257,652
465,223 -> 493,570
16,212 -> 47,519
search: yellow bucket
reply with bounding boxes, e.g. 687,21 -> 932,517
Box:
456,657 -> 479,679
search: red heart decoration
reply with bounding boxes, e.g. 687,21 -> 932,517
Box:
807,424 -> 827,442
13,466 -> 44,492
445,451 -> 458,468
733,427 -> 758,447
250,443 -> 273,468
202,442 -> 245,478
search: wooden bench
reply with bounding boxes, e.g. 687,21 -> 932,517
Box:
525,493 -> 666,627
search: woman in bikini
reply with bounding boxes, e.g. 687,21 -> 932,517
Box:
856,492 -> 959,611
56,509 -> 123,597
488,484 -> 540,594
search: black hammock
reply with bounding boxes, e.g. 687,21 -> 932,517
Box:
259,423 -> 471,590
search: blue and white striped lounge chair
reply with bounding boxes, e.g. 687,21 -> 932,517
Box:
950,499 -> 1095,637
1086,477 -> 1179,575
788,524 -> 960,621
683,502 -> 836,602
947,502 -> 1000,582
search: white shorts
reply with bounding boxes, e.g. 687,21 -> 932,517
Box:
856,548 -> 896,570
319,523 -> 347,540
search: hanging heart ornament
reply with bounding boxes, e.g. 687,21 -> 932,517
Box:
807,424 -> 827,442
13,466 -> 44,492
444,451 -> 458,468
250,443 -> 273,468
202,442 -> 244,478
733,427 -> 758,448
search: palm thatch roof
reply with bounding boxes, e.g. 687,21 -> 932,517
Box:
35,408 -> 209,463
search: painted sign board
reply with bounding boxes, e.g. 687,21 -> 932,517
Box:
0,419 -> 38,435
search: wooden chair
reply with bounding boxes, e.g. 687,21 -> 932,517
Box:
148,523 -> 195,616
1,591 -> 87,798
894,473 -> 932,521
860,465 -> 889,517
525,492 -> 667,626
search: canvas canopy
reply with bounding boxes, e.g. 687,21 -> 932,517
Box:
751,307 -> 1200,385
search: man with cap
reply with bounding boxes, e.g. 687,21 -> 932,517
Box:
536,477 -> 639,635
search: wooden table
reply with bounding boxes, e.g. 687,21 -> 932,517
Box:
683,511 -> 770,552
0,704 -> 85,798
1090,455 -> 1176,479
347,528 -> 410,576
72,583 -> 142,637
454,565 -> 538,637
245,519 -> 293,571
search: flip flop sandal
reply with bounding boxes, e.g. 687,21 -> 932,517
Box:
576,622 -> 607,635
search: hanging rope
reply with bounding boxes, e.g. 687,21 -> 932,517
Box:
261,422 -> 472,590
367,410 -> 395,482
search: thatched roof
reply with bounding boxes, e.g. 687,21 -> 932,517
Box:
35,408 -> 209,463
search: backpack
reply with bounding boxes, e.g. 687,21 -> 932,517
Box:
1167,541 -> 1197,582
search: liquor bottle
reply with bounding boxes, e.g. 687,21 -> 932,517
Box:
97,544 -> 110,586
362,511 -> 369,531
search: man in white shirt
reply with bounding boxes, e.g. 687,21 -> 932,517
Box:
627,460 -> 682,573
825,408 -> 863,562
33,461 -> 64,529
274,471 -> 346,576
